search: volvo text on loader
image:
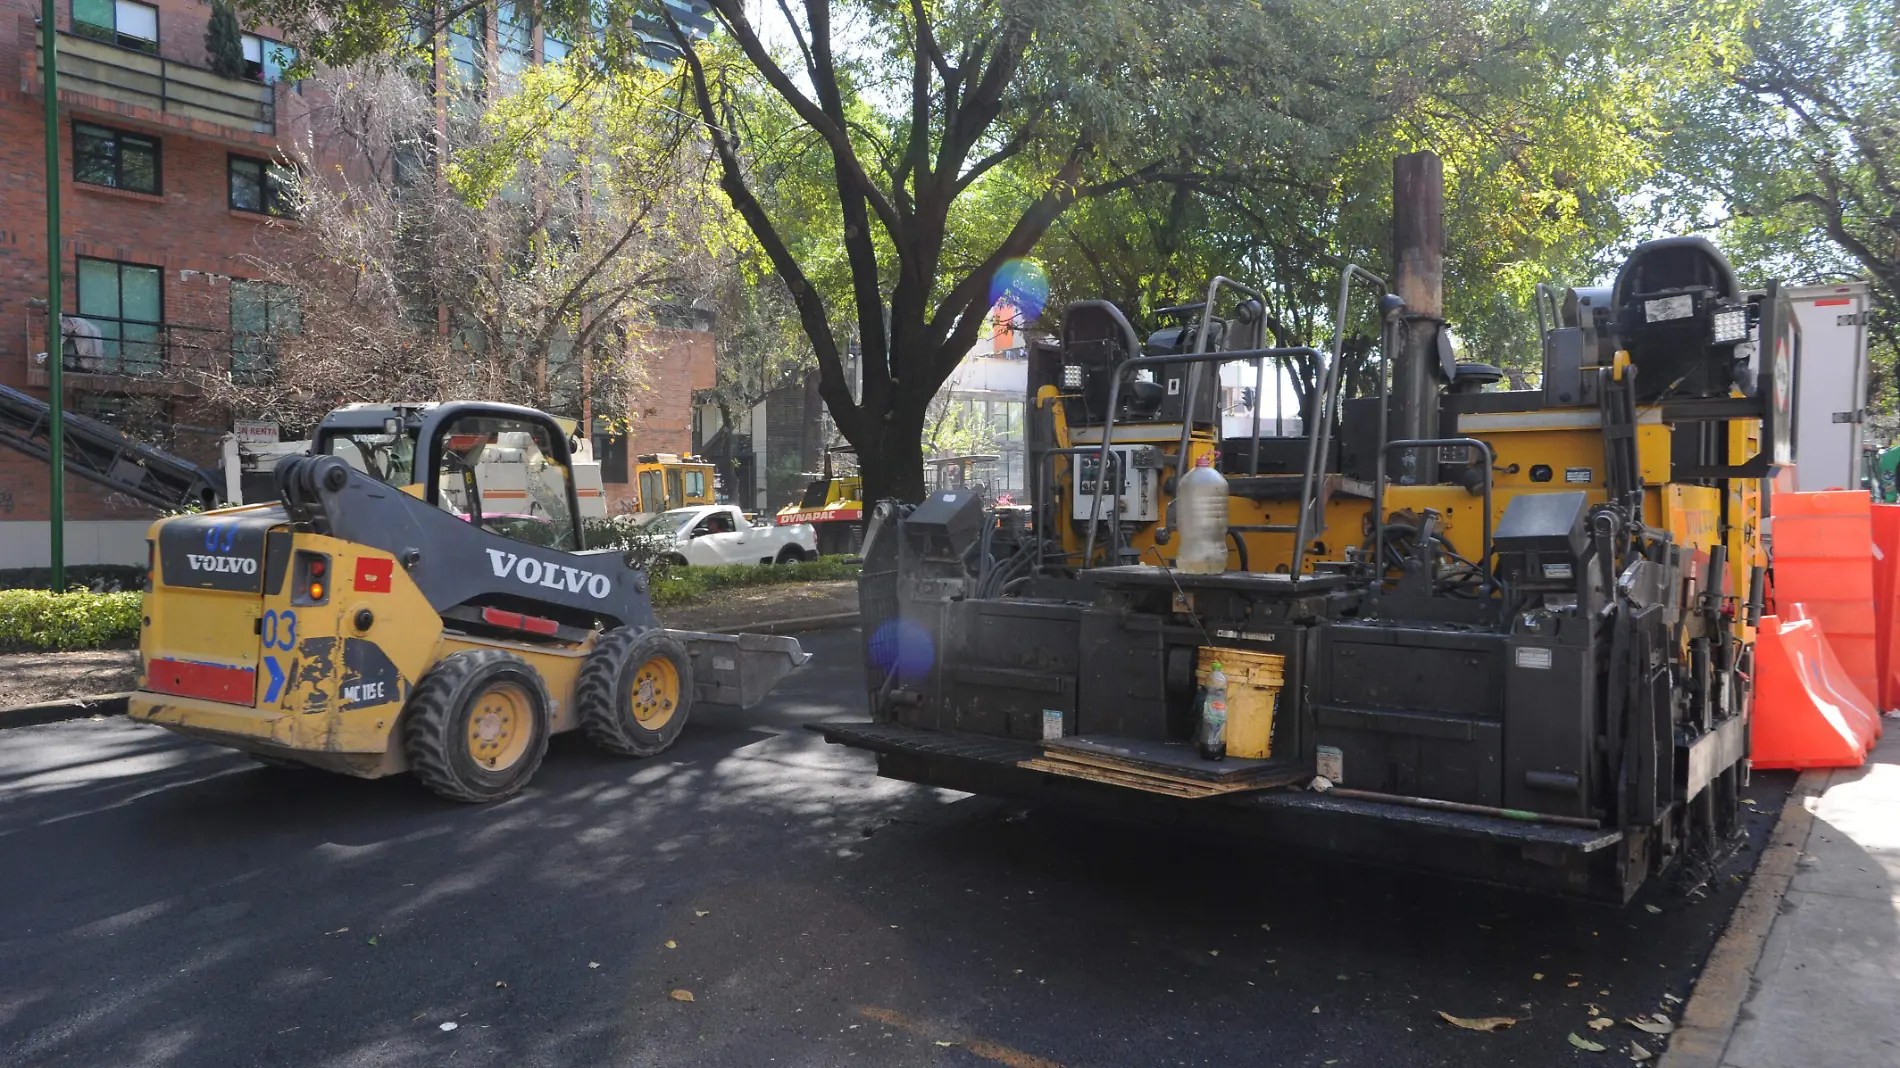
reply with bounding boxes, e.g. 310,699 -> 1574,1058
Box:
130,401 -> 806,802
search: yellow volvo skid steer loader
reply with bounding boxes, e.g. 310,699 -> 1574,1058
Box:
130,401 -> 807,802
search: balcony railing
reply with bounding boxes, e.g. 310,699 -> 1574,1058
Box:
35,30 -> 275,137
26,318 -> 276,393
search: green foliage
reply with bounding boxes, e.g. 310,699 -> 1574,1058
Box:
650,556 -> 860,608
205,2 -> 247,80
0,590 -> 143,652
1657,0 -> 1900,406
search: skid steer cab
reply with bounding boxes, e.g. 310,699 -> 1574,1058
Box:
129,401 -> 808,802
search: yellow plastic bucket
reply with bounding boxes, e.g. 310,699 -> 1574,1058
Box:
1195,646 -> 1285,759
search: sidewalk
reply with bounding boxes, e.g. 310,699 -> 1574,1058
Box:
1668,728 -> 1900,1068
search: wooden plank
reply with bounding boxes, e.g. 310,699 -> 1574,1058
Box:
1047,735 -> 1283,783
1019,758 -> 1222,798
1038,748 -> 1295,791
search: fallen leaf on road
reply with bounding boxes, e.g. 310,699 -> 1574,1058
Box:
326,927 -> 349,935
934,1041 -> 956,1048
1627,1014 -> 1673,1035
670,989 -> 695,1002
665,940 -> 677,949
439,1022 -> 458,1032
1532,972 -> 1545,981
366,935 -> 379,946
1312,1006 -> 1320,1013
1644,905 -> 1662,914
1661,993 -> 1682,1004
588,962 -> 600,969
1437,1012 -> 1517,1032
1260,923 -> 1271,931
1208,950 -> 1219,957
695,910 -> 710,917
1567,981 -> 1581,988
1568,1033 -> 1607,1052
1630,1040 -> 1654,1062
495,981 -> 507,989
1589,1018 -> 1615,1031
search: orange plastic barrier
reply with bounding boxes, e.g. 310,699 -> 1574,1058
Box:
1771,491 -> 1880,708
1750,612 -> 1880,770
1872,504 -> 1900,711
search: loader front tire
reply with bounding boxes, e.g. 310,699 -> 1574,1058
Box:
402,649 -> 551,803
577,627 -> 694,757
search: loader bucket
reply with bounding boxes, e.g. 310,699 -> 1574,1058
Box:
670,630 -> 812,708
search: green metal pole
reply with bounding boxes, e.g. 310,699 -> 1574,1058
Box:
41,0 -> 64,592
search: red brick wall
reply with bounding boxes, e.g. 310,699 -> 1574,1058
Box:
598,325 -> 715,513
0,0 -> 320,523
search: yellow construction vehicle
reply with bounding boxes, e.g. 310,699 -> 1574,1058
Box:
822,217 -> 1789,901
776,446 -> 865,556
130,401 -> 805,802
633,453 -> 715,513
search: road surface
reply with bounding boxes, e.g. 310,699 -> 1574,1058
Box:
0,627 -> 1788,1067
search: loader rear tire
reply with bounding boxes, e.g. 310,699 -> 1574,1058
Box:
577,627 -> 694,757
402,649 -> 551,803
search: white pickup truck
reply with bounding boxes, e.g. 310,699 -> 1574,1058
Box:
637,504 -> 818,566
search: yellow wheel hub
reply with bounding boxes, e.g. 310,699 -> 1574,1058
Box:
630,655 -> 680,730
466,682 -> 533,771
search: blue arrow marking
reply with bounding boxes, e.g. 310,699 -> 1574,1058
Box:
263,656 -> 286,704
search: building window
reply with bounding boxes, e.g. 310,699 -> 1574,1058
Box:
448,10 -> 485,90
72,0 -> 158,54
74,257 -> 163,375
594,433 -> 628,483
498,2 -> 531,77
231,280 -> 299,383
228,155 -> 293,215
542,24 -> 572,63
72,122 -> 159,195
240,33 -> 297,84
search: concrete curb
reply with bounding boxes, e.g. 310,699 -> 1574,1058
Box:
1659,767 -> 1830,1068
0,692 -> 132,731
705,611 -> 860,636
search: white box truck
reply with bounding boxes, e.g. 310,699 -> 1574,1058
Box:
1787,281 -> 1874,491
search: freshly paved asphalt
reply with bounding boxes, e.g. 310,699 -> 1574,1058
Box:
1,626 -> 1790,1067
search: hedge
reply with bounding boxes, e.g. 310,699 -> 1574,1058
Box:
651,556 -> 860,609
0,557 -> 857,651
0,589 -> 143,652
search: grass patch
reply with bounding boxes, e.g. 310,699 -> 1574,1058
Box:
651,556 -> 859,609
0,589 -> 143,652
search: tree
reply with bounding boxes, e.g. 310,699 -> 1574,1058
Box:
205,2 -> 247,80
176,55 -> 719,432
1661,0 -> 1899,394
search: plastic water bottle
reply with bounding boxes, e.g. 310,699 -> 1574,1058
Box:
1175,452 -> 1229,573
1199,662 -> 1228,761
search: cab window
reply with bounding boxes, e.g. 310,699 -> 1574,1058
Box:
321,428 -> 416,486
666,469 -> 684,509
639,469 -> 664,513
684,469 -> 707,500
432,414 -> 577,550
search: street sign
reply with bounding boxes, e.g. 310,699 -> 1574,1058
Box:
235,419 -> 280,445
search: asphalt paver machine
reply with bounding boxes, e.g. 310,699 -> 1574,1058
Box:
130,401 -> 807,801
820,234 -> 1793,901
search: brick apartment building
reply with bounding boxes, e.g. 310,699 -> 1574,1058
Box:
0,0 -> 712,570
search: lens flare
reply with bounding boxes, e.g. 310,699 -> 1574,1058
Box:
869,618 -> 936,679
989,258 -> 1050,323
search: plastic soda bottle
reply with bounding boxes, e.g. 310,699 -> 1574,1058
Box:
1199,661 -> 1228,761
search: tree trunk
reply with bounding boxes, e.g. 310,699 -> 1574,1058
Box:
857,408 -> 928,505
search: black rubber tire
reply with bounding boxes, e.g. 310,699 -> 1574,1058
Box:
577,627 -> 694,757
401,649 -> 551,803
775,545 -> 802,565
664,553 -> 689,567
